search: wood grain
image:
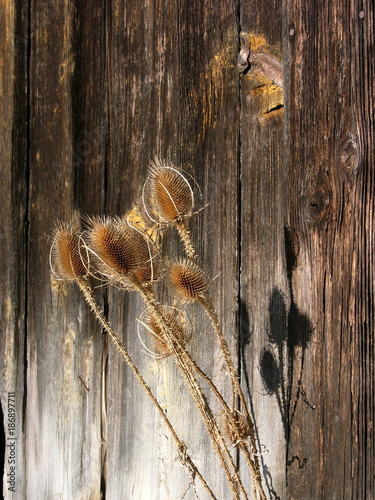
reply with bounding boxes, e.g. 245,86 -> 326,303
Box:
284,1 -> 374,498
0,0 -> 28,496
105,1 -> 240,497
24,0 -> 106,497
239,1 -> 286,498
0,0 -> 373,499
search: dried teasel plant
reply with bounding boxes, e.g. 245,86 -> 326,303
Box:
137,307 -> 192,359
83,215 -> 159,288
218,410 -> 251,446
50,163 -> 270,499
49,219 -> 215,499
143,158 -> 198,260
167,258 -> 210,302
165,205 -> 268,499
50,220 -> 89,281
144,157 -> 194,222
163,260 -> 269,499
82,221 -> 247,497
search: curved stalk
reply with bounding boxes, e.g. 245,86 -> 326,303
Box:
76,278 -> 216,500
198,294 -> 266,500
132,279 -> 249,500
172,224 -> 266,500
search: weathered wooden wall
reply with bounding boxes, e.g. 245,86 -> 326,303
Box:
0,0 -> 374,499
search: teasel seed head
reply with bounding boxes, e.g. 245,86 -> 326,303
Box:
143,158 -> 194,224
138,307 -> 191,359
168,259 -> 209,302
84,216 -> 158,286
50,221 -> 88,280
218,410 -> 251,446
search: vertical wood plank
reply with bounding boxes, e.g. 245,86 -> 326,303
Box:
239,1 -> 286,498
105,0 -> 241,497
0,1 -> 28,496
24,0 -> 106,497
284,0 -> 374,498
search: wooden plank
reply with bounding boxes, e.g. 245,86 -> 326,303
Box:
239,1 -> 286,498
2,0 -> 373,498
284,1 -> 374,498
105,0 -> 241,498
0,1 -> 28,496
24,1 -> 106,498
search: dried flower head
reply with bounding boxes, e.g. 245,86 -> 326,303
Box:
84,216 -> 157,286
218,410 -> 251,446
51,221 -> 87,280
143,158 -> 194,223
138,307 -> 191,359
168,259 -> 209,301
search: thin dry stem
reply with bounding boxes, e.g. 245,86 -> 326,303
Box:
198,294 -> 267,500
176,219 -> 197,261
131,278 -> 249,500
75,278 -> 215,499
169,205 -> 267,499
181,327 -> 265,499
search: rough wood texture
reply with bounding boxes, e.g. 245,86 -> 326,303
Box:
105,1 -> 239,497
24,1 -> 106,498
284,2 -> 374,499
239,0 -> 286,496
1,1 -> 28,496
0,0 -> 373,499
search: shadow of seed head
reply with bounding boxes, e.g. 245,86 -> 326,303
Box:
268,287 -> 288,345
259,347 -> 281,395
51,222 -> 87,280
168,259 -> 209,301
287,302 -> 313,350
143,158 -> 194,223
85,216 -> 155,284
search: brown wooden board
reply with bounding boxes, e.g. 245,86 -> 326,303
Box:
104,1 -> 240,497
284,1 -> 374,499
0,1 -> 29,496
23,0 -> 106,497
239,1 -> 286,498
0,0 -> 374,499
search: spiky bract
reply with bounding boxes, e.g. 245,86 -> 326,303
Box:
168,259 -> 209,301
51,222 -> 87,280
144,158 -> 194,223
218,410 -> 251,445
85,216 -> 157,286
141,307 -> 191,358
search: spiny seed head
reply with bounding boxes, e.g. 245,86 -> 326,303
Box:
134,260 -> 159,285
218,411 -> 251,445
144,158 -> 194,223
85,216 -> 156,285
168,259 -> 209,301
141,308 -> 190,358
51,221 -> 87,280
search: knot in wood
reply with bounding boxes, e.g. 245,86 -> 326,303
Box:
340,138 -> 359,172
304,183 -> 331,224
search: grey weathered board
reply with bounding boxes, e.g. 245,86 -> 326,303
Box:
0,0 -> 373,499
